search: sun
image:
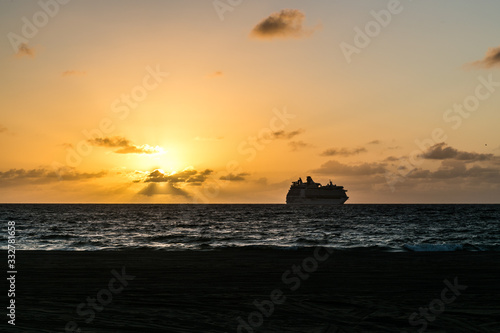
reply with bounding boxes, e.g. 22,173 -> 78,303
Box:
129,145 -> 185,174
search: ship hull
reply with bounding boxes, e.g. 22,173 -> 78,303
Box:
286,197 -> 348,205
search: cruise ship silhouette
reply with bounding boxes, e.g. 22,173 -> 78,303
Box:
286,176 -> 349,205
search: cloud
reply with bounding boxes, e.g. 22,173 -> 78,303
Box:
0,167 -> 106,187
88,136 -> 164,154
467,46 -> 500,69
255,177 -> 268,185
288,140 -> 313,151
254,128 -> 305,145
313,160 -> 387,176
250,9 -> 319,40
62,70 -> 87,77
88,136 -> 132,148
60,143 -> 74,149
422,143 -> 493,162
271,129 -> 304,140
114,145 -> 163,154
208,71 -> 223,78
384,156 -> 399,162
134,167 -> 215,198
408,160 -> 500,182
15,43 -> 35,58
219,172 -> 250,182
367,140 -> 381,145
0,125 -> 7,133
140,168 -> 213,186
320,147 -> 367,157
136,168 -> 213,196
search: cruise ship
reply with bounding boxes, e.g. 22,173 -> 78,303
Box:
286,176 -> 348,205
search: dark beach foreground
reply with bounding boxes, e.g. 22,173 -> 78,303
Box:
5,249 -> 500,332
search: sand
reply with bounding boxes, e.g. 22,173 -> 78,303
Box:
5,249 -> 500,332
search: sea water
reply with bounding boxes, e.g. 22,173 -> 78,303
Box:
1,204 -> 499,252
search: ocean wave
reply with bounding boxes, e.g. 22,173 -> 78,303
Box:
403,243 -> 472,252
3,204 -> 500,252
39,234 -> 76,240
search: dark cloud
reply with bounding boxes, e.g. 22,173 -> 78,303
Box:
468,46 -> 500,68
255,177 -> 268,185
62,70 -> 86,77
143,169 -> 179,183
313,160 -> 386,176
88,136 -> 163,154
367,140 -> 381,145
142,168 -> 213,186
137,168 -> 213,197
255,129 -> 305,145
320,147 -> 367,157
423,143 -> 494,162
0,167 -> 106,187
409,160 -> 500,182
271,129 -> 304,140
288,140 -> 313,151
184,169 -> 214,185
0,125 -> 7,133
16,43 -> 35,58
384,156 -> 399,162
250,9 -> 319,40
88,136 -> 131,147
219,172 -> 250,182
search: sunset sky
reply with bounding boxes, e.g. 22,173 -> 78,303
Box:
1,0 -> 500,203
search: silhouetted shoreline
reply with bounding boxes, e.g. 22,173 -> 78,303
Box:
7,250 -> 500,332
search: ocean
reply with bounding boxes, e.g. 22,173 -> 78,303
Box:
2,204 -> 499,252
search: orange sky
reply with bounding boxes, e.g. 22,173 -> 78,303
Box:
1,0 -> 500,203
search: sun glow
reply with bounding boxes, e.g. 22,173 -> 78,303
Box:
123,144 -> 185,174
